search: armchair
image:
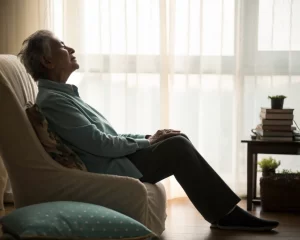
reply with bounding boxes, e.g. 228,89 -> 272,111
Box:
0,55 -> 167,235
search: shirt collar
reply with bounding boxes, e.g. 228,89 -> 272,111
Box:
38,79 -> 79,96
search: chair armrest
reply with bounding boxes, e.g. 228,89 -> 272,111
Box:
25,169 -> 149,226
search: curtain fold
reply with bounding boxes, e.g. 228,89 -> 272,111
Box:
1,0 -> 300,200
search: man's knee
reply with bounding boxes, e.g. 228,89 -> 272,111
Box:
167,135 -> 192,149
180,133 -> 190,140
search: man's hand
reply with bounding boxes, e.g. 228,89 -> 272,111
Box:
148,129 -> 181,145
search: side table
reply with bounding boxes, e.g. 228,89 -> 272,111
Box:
241,140 -> 300,211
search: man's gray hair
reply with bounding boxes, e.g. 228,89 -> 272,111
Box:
18,30 -> 54,81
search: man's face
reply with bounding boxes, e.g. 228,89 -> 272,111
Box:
47,36 -> 79,77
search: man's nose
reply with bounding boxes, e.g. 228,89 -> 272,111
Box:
67,46 -> 75,54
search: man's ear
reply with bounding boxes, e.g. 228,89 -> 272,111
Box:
40,56 -> 54,69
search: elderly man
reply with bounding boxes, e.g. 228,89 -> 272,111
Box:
18,30 -> 278,231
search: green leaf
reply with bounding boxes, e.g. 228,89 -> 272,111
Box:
268,95 -> 287,99
258,157 -> 281,171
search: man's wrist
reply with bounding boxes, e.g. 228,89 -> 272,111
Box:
136,138 -> 151,148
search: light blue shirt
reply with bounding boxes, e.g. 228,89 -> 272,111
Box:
36,79 -> 150,178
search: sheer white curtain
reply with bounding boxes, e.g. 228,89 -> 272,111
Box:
1,0 -> 300,200
51,0 -> 240,199
242,0 -> 300,196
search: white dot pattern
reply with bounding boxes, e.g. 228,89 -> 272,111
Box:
3,201 -> 153,239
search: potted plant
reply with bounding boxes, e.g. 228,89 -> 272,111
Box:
268,95 -> 286,109
258,157 -> 280,177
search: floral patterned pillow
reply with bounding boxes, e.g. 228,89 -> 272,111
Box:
25,102 -> 87,171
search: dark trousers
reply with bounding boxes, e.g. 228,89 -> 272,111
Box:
127,135 -> 240,223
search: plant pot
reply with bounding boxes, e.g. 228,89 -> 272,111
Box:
262,169 -> 275,177
260,174 -> 300,212
271,98 -> 284,109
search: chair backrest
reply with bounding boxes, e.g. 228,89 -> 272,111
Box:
0,55 -> 37,207
0,54 -> 64,206
0,55 -> 37,105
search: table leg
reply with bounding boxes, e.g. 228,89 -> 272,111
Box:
247,146 -> 254,211
253,153 -> 258,199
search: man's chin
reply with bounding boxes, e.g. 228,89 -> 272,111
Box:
72,63 -> 80,70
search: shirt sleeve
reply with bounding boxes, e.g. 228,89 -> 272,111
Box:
39,94 -> 150,158
119,134 -> 146,139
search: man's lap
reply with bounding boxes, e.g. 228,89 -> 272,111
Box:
126,134 -> 192,183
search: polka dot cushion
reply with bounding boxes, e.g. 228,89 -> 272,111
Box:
0,201 -> 155,240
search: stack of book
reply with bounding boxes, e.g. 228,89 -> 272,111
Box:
256,108 -> 295,141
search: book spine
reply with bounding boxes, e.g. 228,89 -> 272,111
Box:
261,108 -> 294,114
262,120 -> 293,126
260,113 -> 294,120
256,130 -> 293,137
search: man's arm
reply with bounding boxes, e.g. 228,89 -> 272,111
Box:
39,94 -> 150,158
88,106 -> 149,140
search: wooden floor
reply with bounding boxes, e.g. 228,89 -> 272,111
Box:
2,199 -> 300,240
161,198 -> 300,240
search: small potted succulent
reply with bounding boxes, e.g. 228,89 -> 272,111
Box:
258,157 -> 281,177
268,95 -> 286,109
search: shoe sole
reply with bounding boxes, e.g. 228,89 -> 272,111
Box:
210,224 -> 278,231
